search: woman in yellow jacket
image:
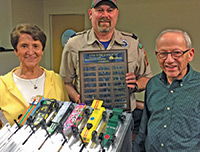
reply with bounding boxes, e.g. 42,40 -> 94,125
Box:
0,23 -> 69,126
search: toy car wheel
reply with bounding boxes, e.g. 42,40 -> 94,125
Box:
56,124 -> 63,133
46,120 -> 52,127
72,126 -> 78,133
40,119 -> 47,128
92,130 -> 97,141
26,116 -> 33,124
120,115 -> 126,123
18,114 -> 22,120
111,135 -> 116,144
99,132 -> 104,140
102,111 -> 107,121
54,101 -> 59,109
72,126 -> 78,136
109,113 -> 113,119
41,100 -> 46,105
69,104 -> 74,111
84,108 -> 90,116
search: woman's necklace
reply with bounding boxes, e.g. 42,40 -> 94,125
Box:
29,78 -> 39,89
28,71 -> 41,89
15,68 -> 42,89
29,71 -> 42,89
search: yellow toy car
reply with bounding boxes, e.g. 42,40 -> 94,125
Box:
81,100 -> 106,143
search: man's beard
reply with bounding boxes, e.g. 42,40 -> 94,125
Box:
98,18 -> 111,33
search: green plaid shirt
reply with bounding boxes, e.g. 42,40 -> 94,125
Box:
134,64 -> 200,152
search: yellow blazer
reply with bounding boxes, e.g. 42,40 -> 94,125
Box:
0,67 -> 69,126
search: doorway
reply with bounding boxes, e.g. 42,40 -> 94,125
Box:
51,14 -> 85,73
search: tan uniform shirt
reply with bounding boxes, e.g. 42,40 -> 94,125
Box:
60,28 -> 152,111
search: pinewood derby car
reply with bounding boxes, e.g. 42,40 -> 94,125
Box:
63,103 -> 87,136
81,100 -> 106,143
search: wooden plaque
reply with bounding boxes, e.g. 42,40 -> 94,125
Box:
79,49 -> 130,111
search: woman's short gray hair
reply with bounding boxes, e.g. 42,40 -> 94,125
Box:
11,23 -> 46,51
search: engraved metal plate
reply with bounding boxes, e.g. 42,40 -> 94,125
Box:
79,49 -> 130,111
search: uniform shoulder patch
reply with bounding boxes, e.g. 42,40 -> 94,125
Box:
138,40 -> 149,66
121,32 -> 138,40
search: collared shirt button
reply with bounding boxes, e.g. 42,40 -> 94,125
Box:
161,143 -> 164,147
167,107 -> 170,110
170,90 -> 174,93
180,83 -> 183,87
164,125 -> 167,128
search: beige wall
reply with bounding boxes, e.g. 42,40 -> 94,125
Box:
11,0 -> 45,66
117,0 -> 200,75
11,0 -> 44,28
42,0 -> 200,75
0,0 -> 12,49
1,0 -> 200,76
0,0 -> 44,75
0,0 -> 18,75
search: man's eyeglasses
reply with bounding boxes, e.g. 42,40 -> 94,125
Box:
155,49 -> 190,59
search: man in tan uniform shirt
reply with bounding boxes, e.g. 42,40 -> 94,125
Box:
60,1 -> 152,150
60,0 -> 152,112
